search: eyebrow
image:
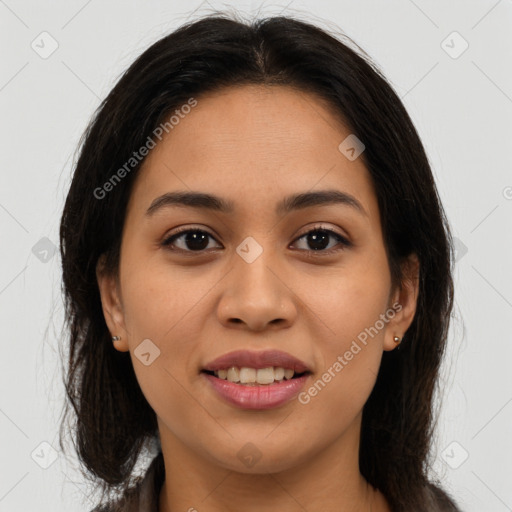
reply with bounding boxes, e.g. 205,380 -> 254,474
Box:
145,189 -> 367,217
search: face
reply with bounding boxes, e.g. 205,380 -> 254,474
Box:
97,84 -> 418,474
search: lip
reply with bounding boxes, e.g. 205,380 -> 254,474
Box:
202,372 -> 310,409
202,349 -> 311,373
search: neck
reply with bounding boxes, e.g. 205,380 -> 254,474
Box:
157,415 -> 390,512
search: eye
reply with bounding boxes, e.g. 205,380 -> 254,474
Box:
161,225 -> 351,255
291,225 -> 351,254
161,227 -> 221,253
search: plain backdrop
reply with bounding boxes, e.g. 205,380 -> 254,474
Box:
1,1 -> 511,511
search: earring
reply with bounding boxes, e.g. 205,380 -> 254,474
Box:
393,335 -> 401,345
112,336 -> 121,342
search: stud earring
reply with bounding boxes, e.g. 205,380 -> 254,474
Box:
112,336 -> 121,342
393,335 -> 401,344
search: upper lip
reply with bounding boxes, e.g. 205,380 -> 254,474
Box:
202,350 -> 311,373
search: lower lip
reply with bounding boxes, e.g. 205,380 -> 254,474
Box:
202,372 -> 310,410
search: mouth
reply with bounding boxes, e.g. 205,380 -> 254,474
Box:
201,349 -> 311,383
200,350 -> 312,409
201,369 -> 311,410
201,367 -> 310,385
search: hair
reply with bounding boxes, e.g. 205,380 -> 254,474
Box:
59,11 -> 460,512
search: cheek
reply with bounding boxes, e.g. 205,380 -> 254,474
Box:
296,353 -> 380,447
297,251 -> 390,404
300,254 -> 391,346
120,249 -> 208,341
117,255 -> 203,396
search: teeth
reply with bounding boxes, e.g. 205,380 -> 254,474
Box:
227,367 -> 240,383
256,367 -> 274,385
239,367 -> 256,384
213,366 -> 300,385
274,367 -> 285,380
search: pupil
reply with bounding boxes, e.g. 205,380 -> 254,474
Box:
308,231 -> 329,250
185,231 -> 209,251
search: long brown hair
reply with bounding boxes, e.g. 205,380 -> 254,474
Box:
59,12 -> 459,511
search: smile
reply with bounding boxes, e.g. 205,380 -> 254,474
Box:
201,369 -> 311,410
207,366 -> 305,385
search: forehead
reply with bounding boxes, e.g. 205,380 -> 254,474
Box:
128,84 -> 377,220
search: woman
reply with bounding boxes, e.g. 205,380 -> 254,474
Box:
59,12 -> 461,512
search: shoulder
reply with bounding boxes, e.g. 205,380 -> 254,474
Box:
90,451 -> 165,512
424,482 -> 462,512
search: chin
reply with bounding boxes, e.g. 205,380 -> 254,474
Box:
205,437 -> 310,475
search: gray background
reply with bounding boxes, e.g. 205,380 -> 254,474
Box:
1,0 -> 511,510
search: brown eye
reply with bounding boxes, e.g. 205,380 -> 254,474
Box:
162,228 -> 221,252
291,227 -> 351,254
161,225 -> 350,255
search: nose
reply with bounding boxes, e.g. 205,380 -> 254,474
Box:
216,250 -> 298,332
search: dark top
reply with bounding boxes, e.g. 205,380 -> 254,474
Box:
92,451 -> 165,512
93,451 -> 461,511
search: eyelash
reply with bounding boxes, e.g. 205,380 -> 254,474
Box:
161,224 -> 351,256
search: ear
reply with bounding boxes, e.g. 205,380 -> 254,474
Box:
383,253 -> 420,352
96,254 -> 129,352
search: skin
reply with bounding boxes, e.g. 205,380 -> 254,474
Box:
97,84 -> 419,512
